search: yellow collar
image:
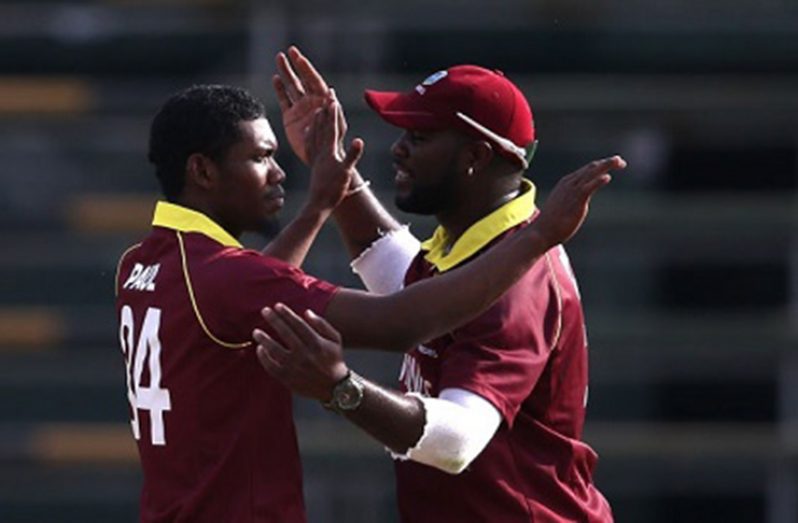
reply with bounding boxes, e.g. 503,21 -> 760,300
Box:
420,179 -> 536,272
151,201 -> 242,248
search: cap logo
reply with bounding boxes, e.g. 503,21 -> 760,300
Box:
414,70 -> 448,96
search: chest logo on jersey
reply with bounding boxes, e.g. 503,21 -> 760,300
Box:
399,353 -> 431,396
123,263 -> 160,292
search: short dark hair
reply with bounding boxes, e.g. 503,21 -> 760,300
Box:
148,85 -> 266,201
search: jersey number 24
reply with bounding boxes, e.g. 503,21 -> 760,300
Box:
119,305 -> 172,446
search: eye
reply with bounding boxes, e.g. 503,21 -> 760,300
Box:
254,150 -> 274,163
408,131 -> 426,144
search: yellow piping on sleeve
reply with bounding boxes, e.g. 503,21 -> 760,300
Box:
115,243 -> 141,297
544,251 -> 563,350
176,231 -> 252,350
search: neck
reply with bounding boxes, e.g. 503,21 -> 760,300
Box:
176,195 -> 242,239
436,183 -> 521,245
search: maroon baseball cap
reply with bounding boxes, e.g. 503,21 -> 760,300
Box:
364,65 -> 536,168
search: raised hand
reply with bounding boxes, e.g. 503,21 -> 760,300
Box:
532,155 -> 627,248
273,46 -> 345,165
305,97 -> 364,211
253,303 -> 348,402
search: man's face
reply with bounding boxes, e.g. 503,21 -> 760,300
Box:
390,129 -> 463,215
212,118 -> 286,237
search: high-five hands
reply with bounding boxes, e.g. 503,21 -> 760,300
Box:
305,97 -> 365,209
274,46 -> 350,165
532,155 -> 627,248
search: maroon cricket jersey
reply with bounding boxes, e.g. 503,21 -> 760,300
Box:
395,181 -> 612,522
115,202 -> 338,523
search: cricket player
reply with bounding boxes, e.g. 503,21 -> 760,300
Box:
254,47 -> 619,522
116,81 -> 620,522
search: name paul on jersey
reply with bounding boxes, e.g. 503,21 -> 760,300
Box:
123,263 -> 160,292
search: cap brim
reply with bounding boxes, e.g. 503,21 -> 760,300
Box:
364,90 -> 444,130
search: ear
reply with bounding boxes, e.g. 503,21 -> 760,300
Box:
185,153 -> 217,191
460,140 -> 495,176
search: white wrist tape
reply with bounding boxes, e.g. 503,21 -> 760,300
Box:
390,388 -> 501,475
350,225 -> 420,295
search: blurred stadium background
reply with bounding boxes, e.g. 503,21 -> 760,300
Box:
0,0 -> 796,521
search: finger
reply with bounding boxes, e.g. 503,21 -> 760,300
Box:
252,327 -> 271,346
332,89 -> 349,138
288,46 -> 329,96
252,327 -> 292,360
318,101 -> 337,156
272,75 -> 292,111
330,100 -> 342,155
273,302 -> 325,347
311,104 -> 332,156
276,51 -> 305,102
342,138 -> 365,170
256,344 -> 287,377
582,173 -> 612,194
262,305 -> 306,351
304,309 -> 343,343
581,156 -> 627,179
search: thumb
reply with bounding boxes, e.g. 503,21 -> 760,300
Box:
343,138 -> 365,170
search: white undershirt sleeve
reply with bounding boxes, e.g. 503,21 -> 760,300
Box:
390,387 -> 502,475
350,226 -> 421,295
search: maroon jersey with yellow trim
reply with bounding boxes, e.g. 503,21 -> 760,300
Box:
116,220 -> 337,523
395,220 -> 612,523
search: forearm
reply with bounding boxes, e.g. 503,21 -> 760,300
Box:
261,205 -> 330,267
336,383 -> 500,474
325,226 -> 550,351
338,376 -> 425,454
333,171 -> 404,259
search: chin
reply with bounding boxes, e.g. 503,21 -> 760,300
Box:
263,199 -> 284,216
395,195 -> 438,216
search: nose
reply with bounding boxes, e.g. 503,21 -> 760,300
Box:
390,133 -> 409,159
268,161 -> 286,185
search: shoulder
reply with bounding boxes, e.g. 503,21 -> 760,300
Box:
212,247 -> 328,288
195,247 -> 339,312
452,230 -> 566,343
115,242 -> 143,297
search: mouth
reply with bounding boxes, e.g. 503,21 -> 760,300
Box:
393,163 -> 412,184
264,187 -> 285,208
265,186 -> 285,200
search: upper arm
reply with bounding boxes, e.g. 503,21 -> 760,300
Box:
322,287 -> 414,352
212,254 -> 340,345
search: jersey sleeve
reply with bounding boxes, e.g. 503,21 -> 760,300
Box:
437,265 -> 561,427
212,250 -> 340,347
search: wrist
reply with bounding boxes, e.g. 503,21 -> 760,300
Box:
322,368 -> 365,412
299,202 -> 333,223
526,222 -> 556,252
347,170 -> 364,190
343,179 -> 371,199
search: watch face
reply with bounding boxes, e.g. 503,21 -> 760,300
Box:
335,375 -> 364,410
